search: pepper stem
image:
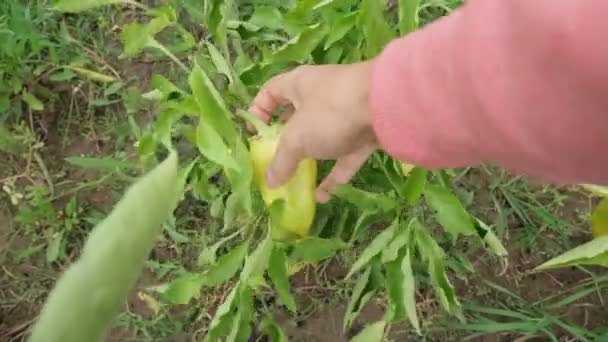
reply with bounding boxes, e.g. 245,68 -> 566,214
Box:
237,110 -> 273,137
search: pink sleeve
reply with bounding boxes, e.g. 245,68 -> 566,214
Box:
369,0 -> 608,185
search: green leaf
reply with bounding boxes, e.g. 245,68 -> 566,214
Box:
104,82 -> 124,97
413,219 -> 444,261
207,285 -> 240,340
268,247 -> 297,312
351,321 -> 386,342
271,23 -> 329,64
359,0 -> 395,58
344,267 -> 372,330
222,192 -> 240,232
398,0 -> 420,35
324,12 -> 358,50
261,316 -> 288,342
241,231 -> 273,282
53,0 -> 125,12
402,167 -> 427,205
385,250 -> 407,321
0,123 -> 22,154
535,236 -> 608,270
385,247 -> 420,334
290,237 -> 346,263
381,220 -> 412,263
46,232 -> 63,263
424,184 -> 476,238
332,184 -> 398,214
203,242 -> 249,287
29,152 -> 179,342
475,218 -> 508,257
68,66 -> 117,83
151,75 -> 183,98
198,230 -> 240,266
347,221 -> 398,279
189,65 -> 236,143
416,222 -> 462,319
162,273 -> 204,305
65,156 -> 137,171
401,248 -> 421,334
119,23 -> 152,58
224,139 -> 253,216
196,120 -> 240,171
49,69 -> 77,81
429,255 -> 463,319
207,42 -> 234,83
249,7 -> 284,31
227,286 -> 254,342
22,91 -> 44,111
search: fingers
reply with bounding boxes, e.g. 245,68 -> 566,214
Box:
265,118 -> 305,188
248,71 -> 299,123
316,146 -> 375,203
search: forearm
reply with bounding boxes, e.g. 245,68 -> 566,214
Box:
369,0 -> 608,184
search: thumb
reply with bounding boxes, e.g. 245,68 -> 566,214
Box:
266,118 -> 306,188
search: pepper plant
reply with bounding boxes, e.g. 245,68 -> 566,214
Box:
35,0 -> 515,340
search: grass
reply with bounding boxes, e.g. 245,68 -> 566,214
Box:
1,1 -> 606,341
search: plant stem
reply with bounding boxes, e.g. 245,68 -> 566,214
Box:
236,110 -> 272,137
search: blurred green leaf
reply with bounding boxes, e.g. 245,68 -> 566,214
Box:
222,192 -> 241,232
196,119 -> 239,171
189,65 -> 236,143
381,220 -> 411,263
385,246 -> 420,334
344,267 -> 372,330
347,220 -> 398,279
359,0 -> 395,57
207,42 -> 234,83
49,69 -> 77,81
249,7 -> 284,30
46,232 -> 63,263
0,123 -> 23,154
53,0 -> 125,12
241,231 -> 273,282
424,184 -> 476,238
227,286 -> 253,342
290,237 -> 346,263
163,273 -> 204,305
333,184 -> 398,214
207,285 -> 240,340
224,139 -> 253,216
401,248 -> 420,334
398,0 -> 420,35
351,321 -> 386,342
65,156 -> 137,171
197,231 -> 239,266
271,23 -> 329,64
324,12 -> 357,50
268,247 -> 297,312
119,23 -> 151,58
402,167 -> 427,205
261,316 -> 288,342
385,249 -> 406,321
22,91 -> 43,111
535,236 -> 608,270
203,242 -> 249,287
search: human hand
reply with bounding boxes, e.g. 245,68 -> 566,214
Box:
248,61 -> 378,202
